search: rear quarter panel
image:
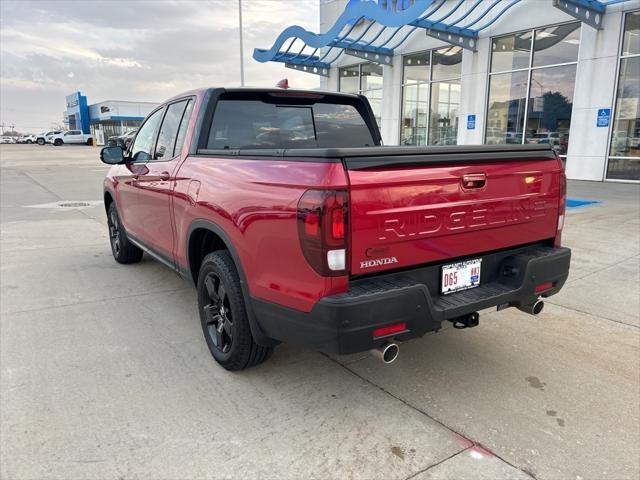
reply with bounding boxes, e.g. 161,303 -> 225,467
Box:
173,157 -> 349,312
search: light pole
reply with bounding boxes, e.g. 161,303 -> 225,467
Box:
238,0 -> 245,87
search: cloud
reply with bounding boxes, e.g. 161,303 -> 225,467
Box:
0,0 -> 320,132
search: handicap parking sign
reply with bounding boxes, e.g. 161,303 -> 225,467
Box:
597,108 -> 611,128
467,115 -> 476,130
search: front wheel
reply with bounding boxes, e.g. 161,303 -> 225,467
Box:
36,138 -> 45,145
107,203 -> 143,264
26,139 -> 33,144
197,251 -> 272,371
54,139 -> 63,146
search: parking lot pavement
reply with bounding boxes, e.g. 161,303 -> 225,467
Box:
1,144 -> 639,480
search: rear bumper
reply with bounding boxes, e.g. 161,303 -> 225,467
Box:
251,245 -> 571,355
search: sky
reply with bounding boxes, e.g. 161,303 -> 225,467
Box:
0,0 -> 320,133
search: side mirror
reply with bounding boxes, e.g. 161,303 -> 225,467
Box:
100,146 -> 125,165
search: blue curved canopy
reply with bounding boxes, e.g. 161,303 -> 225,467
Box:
253,0 -> 624,76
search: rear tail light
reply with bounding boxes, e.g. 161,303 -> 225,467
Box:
555,155 -> 567,248
297,190 -> 348,276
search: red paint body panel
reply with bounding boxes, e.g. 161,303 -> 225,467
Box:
172,157 -> 348,312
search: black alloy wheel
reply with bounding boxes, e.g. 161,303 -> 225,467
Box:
196,251 -> 273,370
202,273 -> 234,354
108,207 -> 122,257
106,203 -> 143,264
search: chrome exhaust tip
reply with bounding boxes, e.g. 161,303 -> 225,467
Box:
370,343 -> 399,364
532,299 -> 544,315
517,299 -> 544,316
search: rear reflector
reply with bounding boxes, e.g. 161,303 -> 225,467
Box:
535,282 -> 553,293
373,322 -> 407,338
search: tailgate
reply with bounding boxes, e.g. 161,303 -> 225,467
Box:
345,146 -> 562,275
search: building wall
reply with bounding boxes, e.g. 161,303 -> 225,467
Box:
319,0 -> 640,181
64,92 -> 90,134
88,100 -> 157,123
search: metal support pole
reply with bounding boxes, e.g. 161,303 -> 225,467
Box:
239,0 -> 245,86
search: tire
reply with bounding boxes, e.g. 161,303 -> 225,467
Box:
26,140 -> 33,144
107,203 -> 143,264
54,139 -> 63,146
37,138 -> 45,145
86,138 -> 93,146
197,251 -> 273,371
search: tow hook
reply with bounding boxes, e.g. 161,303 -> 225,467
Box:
449,312 -> 480,329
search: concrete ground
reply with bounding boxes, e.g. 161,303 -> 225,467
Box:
1,144 -> 638,480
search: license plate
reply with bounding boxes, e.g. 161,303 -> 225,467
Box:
441,258 -> 482,295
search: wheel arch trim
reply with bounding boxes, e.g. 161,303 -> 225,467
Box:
103,187 -> 116,214
186,218 -> 276,347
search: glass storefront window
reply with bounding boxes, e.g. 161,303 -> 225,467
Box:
430,80 -> 460,145
486,22 -> 580,156
533,23 -> 581,67
491,31 -> 532,72
432,46 -> 462,81
400,47 -> 461,145
339,63 -> 384,126
622,11 -> 640,56
338,65 -> 360,93
526,64 -> 577,155
486,71 -> 528,144
361,63 -> 383,91
403,53 -> 430,83
401,83 -> 429,145
607,12 -> 640,181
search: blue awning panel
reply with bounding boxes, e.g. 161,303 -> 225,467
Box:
253,0 -> 625,73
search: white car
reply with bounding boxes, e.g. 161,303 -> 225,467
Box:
22,134 -> 37,144
36,131 -> 62,145
47,130 -> 93,146
0,136 -> 17,144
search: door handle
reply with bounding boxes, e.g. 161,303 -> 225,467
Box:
462,173 -> 486,190
159,171 -> 170,181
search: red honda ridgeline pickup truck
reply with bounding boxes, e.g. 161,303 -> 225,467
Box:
100,88 -> 571,370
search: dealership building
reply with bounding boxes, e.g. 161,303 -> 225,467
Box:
63,91 -> 157,144
254,0 -> 640,182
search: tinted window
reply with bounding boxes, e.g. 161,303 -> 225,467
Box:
207,100 -> 375,150
313,103 -> 376,147
131,108 -> 163,161
154,100 -> 188,160
174,100 -> 194,157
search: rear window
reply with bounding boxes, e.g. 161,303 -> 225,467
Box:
207,99 -> 375,149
